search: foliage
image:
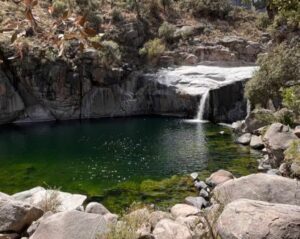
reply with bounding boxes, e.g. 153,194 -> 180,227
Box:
272,0 -> 300,28
99,41 -> 122,66
52,0 -> 68,18
111,8 -> 123,23
158,22 -> 176,42
274,108 -> 295,126
181,0 -> 232,19
245,39 -> 300,107
256,12 -> 271,29
282,86 -> 300,117
139,38 -> 166,61
284,140 -> 300,163
36,189 -> 62,213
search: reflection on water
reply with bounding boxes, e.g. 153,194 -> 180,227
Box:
0,117 -> 260,196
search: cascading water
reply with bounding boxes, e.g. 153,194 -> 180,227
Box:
196,89 -> 210,122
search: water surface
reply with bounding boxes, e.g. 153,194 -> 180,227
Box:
0,117 -> 260,210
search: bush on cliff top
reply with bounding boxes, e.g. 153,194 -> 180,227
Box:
245,39 -> 300,108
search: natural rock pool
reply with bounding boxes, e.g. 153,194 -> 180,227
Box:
0,117 -> 260,211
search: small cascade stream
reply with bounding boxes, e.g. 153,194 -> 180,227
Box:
196,89 -> 210,122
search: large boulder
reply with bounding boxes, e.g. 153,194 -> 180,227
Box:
175,216 -> 211,238
152,219 -> 192,239
0,198 -> 43,233
170,204 -> 200,218
149,211 -> 173,229
244,109 -> 276,133
217,199 -> 300,239
85,202 -> 110,215
236,133 -> 251,145
13,188 -> 86,212
213,173 -> 300,206
250,135 -> 264,149
206,170 -> 234,187
30,210 -> 107,239
263,123 -> 298,167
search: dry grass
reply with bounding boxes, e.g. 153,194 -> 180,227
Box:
36,189 -> 62,213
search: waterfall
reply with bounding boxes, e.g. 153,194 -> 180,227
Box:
196,89 -> 210,121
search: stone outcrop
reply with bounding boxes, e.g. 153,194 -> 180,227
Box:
0,57 -> 257,124
263,123 -> 298,167
0,198 -> 43,233
250,135 -> 264,149
236,133 -> 251,145
217,199 -> 300,239
170,204 -> 200,218
12,187 -> 86,212
30,210 -> 107,239
244,109 -> 275,133
0,66 -> 24,124
213,173 -> 300,206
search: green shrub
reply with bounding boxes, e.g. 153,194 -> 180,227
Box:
282,86 -> 300,117
275,108 -> 295,126
284,140 -> 300,163
256,12 -> 271,29
52,0 -> 68,17
139,38 -> 166,61
181,0 -> 232,19
99,41 -> 121,66
245,39 -> 300,107
158,22 -> 176,42
111,8 -> 123,23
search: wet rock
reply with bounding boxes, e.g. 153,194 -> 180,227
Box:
85,202 -> 110,215
250,135 -> 264,149
213,173 -> 300,206
30,210 -> 107,239
149,211 -> 173,229
184,197 -> 208,210
153,219 -> 192,239
217,199 -> 300,239
0,198 -> 43,233
206,169 -> 234,187
171,204 -> 200,218
263,123 -> 298,167
236,133 -> 252,145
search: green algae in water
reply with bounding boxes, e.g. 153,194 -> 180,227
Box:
0,117 -> 261,212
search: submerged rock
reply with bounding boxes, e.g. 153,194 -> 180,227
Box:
217,199 -> 300,239
30,210 -> 107,239
0,198 -> 43,233
213,173 -> 300,206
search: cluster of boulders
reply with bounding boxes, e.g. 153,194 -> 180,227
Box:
0,169 -> 299,239
233,109 -> 300,178
0,187 -> 116,239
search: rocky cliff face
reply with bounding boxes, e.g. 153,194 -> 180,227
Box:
0,51 -> 256,125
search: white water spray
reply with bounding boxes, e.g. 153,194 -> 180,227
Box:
196,89 -> 210,121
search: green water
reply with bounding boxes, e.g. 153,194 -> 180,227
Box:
0,117 -> 260,211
